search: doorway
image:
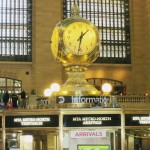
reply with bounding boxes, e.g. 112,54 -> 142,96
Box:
6,130 -> 58,150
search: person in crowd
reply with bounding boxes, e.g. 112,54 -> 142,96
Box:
3,91 -> 9,106
0,91 -> 4,100
134,134 -> 141,150
31,89 -> 36,95
0,99 -> 5,109
20,90 -> 26,109
5,139 -> 9,150
11,93 -> 18,108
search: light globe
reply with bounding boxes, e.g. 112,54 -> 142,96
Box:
102,83 -> 112,94
50,83 -> 60,92
44,88 -> 52,97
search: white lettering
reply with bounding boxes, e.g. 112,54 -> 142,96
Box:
83,121 -> 102,125
21,122 -> 43,126
14,118 -> 22,122
132,116 -> 150,125
13,117 -> 51,126
139,121 -> 150,124
73,117 -> 82,121
132,117 -> 140,120
82,117 -> 111,121
71,96 -> 110,104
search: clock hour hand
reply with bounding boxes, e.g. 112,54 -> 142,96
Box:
77,30 -> 89,52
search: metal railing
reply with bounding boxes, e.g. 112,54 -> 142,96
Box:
115,95 -> 150,108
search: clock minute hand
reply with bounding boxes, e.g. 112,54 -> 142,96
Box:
82,29 -> 89,37
77,29 -> 89,41
77,30 -> 89,52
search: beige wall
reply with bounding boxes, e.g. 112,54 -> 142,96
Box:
131,0 -> 150,94
32,0 -> 63,95
0,0 -> 150,96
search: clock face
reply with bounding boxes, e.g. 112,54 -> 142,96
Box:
63,21 -> 99,55
51,26 -> 59,58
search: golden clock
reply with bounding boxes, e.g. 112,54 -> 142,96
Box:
51,14 -> 100,66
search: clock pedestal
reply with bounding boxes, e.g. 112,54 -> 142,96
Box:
58,66 -> 100,96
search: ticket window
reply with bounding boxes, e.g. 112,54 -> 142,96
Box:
6,133 -> 34,150
62,112 -> 122,150
63,129 -> 121,150
6,133 -> 22,150
125,114 -> 150,150
125,129 -> 150,150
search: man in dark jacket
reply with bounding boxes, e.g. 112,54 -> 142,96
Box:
3,91 -> 9,106
20,90 -> 26,108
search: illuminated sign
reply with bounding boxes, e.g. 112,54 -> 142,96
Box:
5,115 -> 59,128
125,114 -> 150,126
71,130 -> 106,138
63,114 -> 121,127
56,96 -> 110,104
78,145 -> 110,150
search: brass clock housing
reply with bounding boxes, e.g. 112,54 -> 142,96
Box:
51,17 -> 100,67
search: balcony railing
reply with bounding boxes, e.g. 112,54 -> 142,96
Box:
26,95 -> 150,109
115,95 -> 150,108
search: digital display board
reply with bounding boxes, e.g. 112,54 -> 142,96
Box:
5,115 -> 59,128
63,114 -> 121,127
125,114 -> 150,126
78,145 -> 110,150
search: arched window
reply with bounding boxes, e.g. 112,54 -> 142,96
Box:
87,78 -> 126,95
63,0 -> 130,64
0,77 -> 22,94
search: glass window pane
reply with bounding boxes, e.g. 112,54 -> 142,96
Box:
7,79 -> 13,86
0,78 -> 6,86
0,77 -> 22,93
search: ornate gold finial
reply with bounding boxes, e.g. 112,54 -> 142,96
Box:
71,4 -> 80,17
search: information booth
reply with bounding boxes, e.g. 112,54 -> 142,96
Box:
1,108 -> 125,150
1,108 -> 150,150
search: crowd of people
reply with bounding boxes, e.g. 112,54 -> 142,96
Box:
0,90 -> 27,109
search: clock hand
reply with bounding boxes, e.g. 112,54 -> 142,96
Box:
82,29 -> 89,37
77,30 -> 89,52
77,32 -> 83,52
77,30 -> 89,42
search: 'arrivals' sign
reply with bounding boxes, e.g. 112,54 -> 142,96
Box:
71,130 -> 106,138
